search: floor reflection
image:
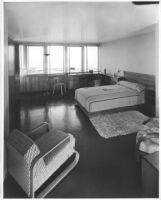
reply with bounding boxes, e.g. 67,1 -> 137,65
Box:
15,92 -> 81,133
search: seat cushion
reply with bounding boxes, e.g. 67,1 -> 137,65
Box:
35,128 -> 69,154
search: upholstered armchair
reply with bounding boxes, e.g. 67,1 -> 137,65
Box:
7,122 -> 79,198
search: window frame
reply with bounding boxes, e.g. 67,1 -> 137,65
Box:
21,44 -> 100,75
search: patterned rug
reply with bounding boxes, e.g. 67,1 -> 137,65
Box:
89,110 -> 149,139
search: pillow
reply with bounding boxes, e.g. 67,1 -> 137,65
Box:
118,81 -> 145,92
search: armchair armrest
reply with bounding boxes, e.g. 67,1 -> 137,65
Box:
7,142 -> 31,196
7,129 -> 37,156
7,129 -> 41,196
30,132 -> 75,197
27,122 -> 49,141
7,129 -> 41,166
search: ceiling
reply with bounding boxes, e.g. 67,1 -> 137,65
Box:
5,2 -> 159,44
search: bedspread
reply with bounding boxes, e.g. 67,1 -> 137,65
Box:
75,85 -> 140,111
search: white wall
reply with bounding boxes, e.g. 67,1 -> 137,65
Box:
100,26 -> 159,116
3,6 -> 9,179
155,25 -> 159,117
0,1 -> 4,185
100,28 -> 157,75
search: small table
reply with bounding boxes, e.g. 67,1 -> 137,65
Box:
141,151 -> 159,197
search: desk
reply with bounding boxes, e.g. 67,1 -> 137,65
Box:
67,73 -> 103,89
20,73 -> 115,93
141,152 -> 159,197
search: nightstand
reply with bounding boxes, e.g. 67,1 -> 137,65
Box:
110,76 -> 118,84
141,152 -> 159,197
110,76 -> 125,84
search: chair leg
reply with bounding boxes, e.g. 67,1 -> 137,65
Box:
52,86 -> 56,95
60,85 -> 63,96
64,85 -> 67,93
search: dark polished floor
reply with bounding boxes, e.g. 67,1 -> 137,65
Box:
4,90 -> 154,198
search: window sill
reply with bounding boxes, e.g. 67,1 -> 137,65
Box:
24,71 -> 101,77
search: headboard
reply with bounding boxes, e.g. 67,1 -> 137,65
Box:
124,71 -> 155,91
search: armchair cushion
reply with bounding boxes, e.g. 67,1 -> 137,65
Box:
35,128 -> 68,154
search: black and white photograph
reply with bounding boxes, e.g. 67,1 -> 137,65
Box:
1,0 -> 160,199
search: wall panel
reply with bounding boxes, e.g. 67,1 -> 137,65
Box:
124,71 -> 155,91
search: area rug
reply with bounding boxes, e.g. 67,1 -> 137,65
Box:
89,110 -> 149,139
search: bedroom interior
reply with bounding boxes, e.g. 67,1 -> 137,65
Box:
2,1 -> 159,199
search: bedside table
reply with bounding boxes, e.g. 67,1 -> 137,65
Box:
110,76 -> 118,84
141,152 -> 159,197
110,76 -> 126,84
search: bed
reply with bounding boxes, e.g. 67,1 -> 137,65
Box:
75,81 -> 145,114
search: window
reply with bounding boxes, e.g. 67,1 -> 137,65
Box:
85,46 -> 99,72
48,46 -> 64,74
68,47 -> 82,73
20,45 -> 99,75
27,46 -> 44,74
19,45 -> 25,75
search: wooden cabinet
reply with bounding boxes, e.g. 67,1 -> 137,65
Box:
141,152 -> 159,197
143,90 -> 156,116
20,75 -> 49,92
67,75 -> 79,89
20,73 -> 109,93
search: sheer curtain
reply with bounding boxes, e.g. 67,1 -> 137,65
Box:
19,45 -> 28,92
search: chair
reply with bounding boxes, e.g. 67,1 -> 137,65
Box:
52,75 -> 67,96
7,122 -> 79,198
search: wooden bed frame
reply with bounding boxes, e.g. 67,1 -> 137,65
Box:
75,99 -> 91,117
75,98 -> 142,117
124,71 -> 155,91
